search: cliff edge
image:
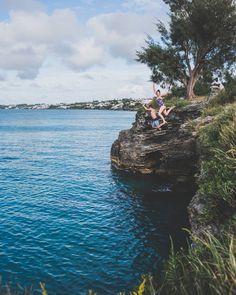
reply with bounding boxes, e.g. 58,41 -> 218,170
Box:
111,103 -> 202,185
111,100 -> 236,237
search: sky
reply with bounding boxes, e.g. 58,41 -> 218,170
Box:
0,0 -> 169,104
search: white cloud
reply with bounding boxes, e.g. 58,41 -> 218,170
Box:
0,7 -> 157,79
9,9 -> 80,44
0,60 -> 153,104
0,0 -> 44,12
118,84 -> 147,97
0,8 -> 90,78
17,68 -> 39,80
88,12 -> 156,60
65,38 -> 105,70
0,0 -> 170,103
0,72 -> 7,81
0,44 -> 44,70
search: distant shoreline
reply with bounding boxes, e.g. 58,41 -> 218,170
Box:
0,98 -> 145,111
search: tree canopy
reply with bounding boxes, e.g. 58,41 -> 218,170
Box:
137,0 -> 236,99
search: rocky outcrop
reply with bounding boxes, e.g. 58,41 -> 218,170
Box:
111,102 -> 203,185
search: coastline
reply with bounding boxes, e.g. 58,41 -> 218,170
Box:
0,98 -> 144,111
110,93 -> 236,293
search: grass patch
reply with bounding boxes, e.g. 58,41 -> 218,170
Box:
165,97 -> 190,108
201,104 -> 224,117
150,101 -> 236,295
196,103 -> 236,224
157,231 -> 236,295
198,103 -> 236,152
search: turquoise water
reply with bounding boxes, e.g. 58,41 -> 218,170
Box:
0,110 -> 191,294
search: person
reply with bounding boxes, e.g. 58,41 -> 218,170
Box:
153,83 -> 175,124
143,104 -> 166,130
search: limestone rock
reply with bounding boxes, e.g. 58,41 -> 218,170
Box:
111,103 -> 203,184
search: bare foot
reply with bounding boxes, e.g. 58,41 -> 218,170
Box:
156,121 -> 167,130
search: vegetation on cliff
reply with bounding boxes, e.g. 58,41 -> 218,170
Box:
145,85 -> 236,294
155,231 -> 236,295
154,99 -> 236,294
111,77 -> 235,294
197,103 -> 236,229
1,93 -> 235,295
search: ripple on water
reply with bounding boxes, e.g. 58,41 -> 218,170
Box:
0,110 -> 191,294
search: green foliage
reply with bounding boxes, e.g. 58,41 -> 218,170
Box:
223,75 -> 236,103
194,80 -> 211,96
147,98 -> 159,109
137,0 -> 236,99
170,86 -> 186,97
198,154 -> 235,208
196,103 -> 236,223
169,84 -> 210,99
201,105 -> 224,117
145,96 -> 190,109
198,103 -> 236,152
132,276 -> 155,295
145,101 -> 236,295
165,97 -> 190,108
40,283 -> 48,295
118,275 -> 155,295
158,231 -> 236,295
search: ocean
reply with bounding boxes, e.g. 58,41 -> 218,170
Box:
0,109 -> 191,294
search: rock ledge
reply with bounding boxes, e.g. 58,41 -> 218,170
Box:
111,103 -> 203,184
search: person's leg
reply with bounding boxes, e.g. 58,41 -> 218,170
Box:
165,106 -> 175,116
158,106 -> 167,123
156,121 -> 166,130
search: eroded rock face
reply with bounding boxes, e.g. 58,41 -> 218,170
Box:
111,103 -> 203,184
188,193 -> 220,237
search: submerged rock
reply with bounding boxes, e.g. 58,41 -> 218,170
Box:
111,103 -> 203,184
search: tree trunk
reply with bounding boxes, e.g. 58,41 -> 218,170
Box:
186,61 -> 205,99
186,74 -> 198,99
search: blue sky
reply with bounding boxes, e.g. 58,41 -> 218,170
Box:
0,0 -> 169,104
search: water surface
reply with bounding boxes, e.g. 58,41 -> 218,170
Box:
0,110 -> 191,294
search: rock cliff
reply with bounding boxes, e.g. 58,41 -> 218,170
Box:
111,100 -> 236,238
111,103 -> 203,185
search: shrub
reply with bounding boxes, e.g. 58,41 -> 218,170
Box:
201,105 -> 224,117
157,231 -> 236,295
194,80 -> 211,96
170,86 -> 186,97
198,103 -> 236,153
165,97 -> 190,108
196,103 -> 236,224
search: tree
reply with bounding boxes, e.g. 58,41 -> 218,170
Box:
137,0 -> 236,99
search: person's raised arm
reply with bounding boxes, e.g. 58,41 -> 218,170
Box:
143,104 -> 149,111
143,100 -> 152,110
153,83 -> 157,96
